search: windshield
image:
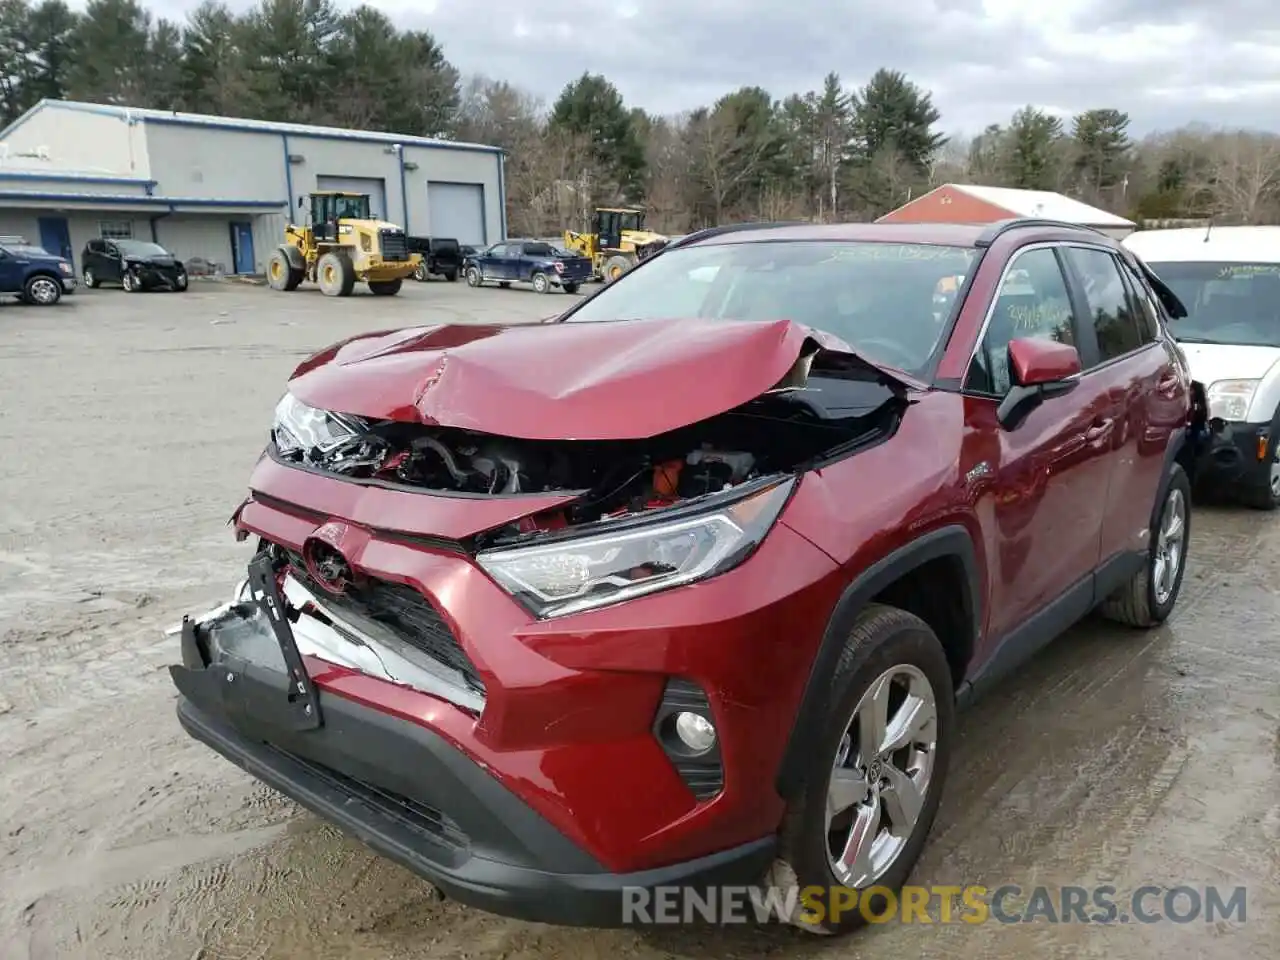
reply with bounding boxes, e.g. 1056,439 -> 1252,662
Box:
1146,261 -> 1280,347
115,240 -> 168,257
563,240 -> 980,376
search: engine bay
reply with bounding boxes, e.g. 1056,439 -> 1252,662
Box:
272,371 -> 904,534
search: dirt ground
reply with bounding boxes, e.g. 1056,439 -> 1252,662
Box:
1,278 -> 1276,960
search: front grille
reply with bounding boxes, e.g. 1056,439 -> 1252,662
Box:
285,551 -> 485,697
266,745 -> 469,849
379,229 -> 409,261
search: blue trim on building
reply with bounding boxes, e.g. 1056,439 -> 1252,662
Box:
0,191 -> 287,209
141,114 -> 503,155
398,146 -> 410,232
0,171 -> 156,187
497,153 -> 507,241
282,133 -> 295,217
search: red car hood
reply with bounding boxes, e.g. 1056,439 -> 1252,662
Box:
288,318 -> 911,441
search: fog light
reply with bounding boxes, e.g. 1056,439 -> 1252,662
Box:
674,711 -> 716,754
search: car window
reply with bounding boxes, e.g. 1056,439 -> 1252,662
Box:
1139,261 -> 1280,348
563,240 -> 982,379
1065,248 -> 1145,363
1117,258 -> 1162,341
523,242 -> 554,257
87,240 -> 104,254
488,244 -> 510,257
967,247 -> 1076,396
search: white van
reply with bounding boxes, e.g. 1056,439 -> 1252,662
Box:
1123,226 -> 1280,510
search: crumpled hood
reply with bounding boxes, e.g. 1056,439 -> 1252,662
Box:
287,318 -> 910,441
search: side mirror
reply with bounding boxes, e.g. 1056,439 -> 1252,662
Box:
997,337 -> 1081,429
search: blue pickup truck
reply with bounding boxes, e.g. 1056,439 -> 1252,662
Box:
0,236 -> 76,305
463,240 -> 593,294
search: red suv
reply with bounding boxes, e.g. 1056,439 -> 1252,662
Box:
170,219 -> 1204,934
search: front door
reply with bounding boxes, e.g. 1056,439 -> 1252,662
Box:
0,248 -> 20,292
100,242 -> 125,282
230,222 -> 255,274
38,217 -> 73,267
484,244 -> 512,281
962,245 -> 1114,649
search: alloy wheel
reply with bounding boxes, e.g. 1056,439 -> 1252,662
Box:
83,268 -> 95,287
826,664 -> 938,888
1153,486 -> 1186,606
28,278 -> 59,304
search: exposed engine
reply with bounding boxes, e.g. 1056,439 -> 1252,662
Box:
273,371 -> 902,533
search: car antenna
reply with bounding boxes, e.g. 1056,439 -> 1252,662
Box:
1204,217 -> 1213,242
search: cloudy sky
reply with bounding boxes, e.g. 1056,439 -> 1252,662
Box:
92,0 -> 1280,135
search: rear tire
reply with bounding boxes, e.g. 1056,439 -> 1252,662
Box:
413,262 -> 429,282
368,278 -> 402,296
1100,463 -> 1191,627
498,281 -> 511,289
269,248 -> 301,291
317,252 -> 354,297
466,266 -> 482,287
531,271 -> 550,294
563,282 -> 580,294
445,269 -> 458,282
769,604 -> 953,935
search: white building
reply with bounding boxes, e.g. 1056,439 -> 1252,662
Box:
0,99 -> 506,274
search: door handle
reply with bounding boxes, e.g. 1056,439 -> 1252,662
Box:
1085,418 -> 1114,443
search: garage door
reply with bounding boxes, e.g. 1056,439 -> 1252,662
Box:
427,182 -> 486,246
315,176 -> 387,221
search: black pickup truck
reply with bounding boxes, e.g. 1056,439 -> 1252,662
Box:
407,236 -> 463,282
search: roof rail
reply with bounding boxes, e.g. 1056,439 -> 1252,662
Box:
975,218 -> 1107,247
670,220 -> 811,249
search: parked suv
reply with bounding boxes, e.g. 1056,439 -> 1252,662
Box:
169,219 -> 1203,935
0,236 -> 76,305
1124,226 -> 1280,509
81,238 -> 188,292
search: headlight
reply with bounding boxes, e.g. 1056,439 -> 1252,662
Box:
1206,379 -> 1259,421
477,478 -> 795,618
272,392 -> 361,456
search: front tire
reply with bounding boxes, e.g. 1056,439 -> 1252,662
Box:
317,251 -> 354,297
770,605 -> 953,935
465,266 -> 482,287
83,267 -> 99,289
24,275 -> 62,305
603,254 -> 631,283
1100,463 -> 1191,627
368,278 -> 402,296
122,269 -> 142,293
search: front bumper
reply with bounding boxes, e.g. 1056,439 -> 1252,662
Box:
1195,418 -> 1272,493
170,593 -> 774,926
59,276 -> 77,294
132,265 -> 186,289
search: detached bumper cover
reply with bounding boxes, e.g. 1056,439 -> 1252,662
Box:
169,594 -> 774,927
1195,418 -> 1271,491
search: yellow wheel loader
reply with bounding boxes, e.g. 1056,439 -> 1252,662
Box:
562,207 -> 669,284
267,191 -> 422,297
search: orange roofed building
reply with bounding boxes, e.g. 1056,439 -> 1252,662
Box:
877,183 -> 1135,239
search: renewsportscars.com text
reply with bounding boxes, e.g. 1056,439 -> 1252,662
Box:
621,884 -> 1248,925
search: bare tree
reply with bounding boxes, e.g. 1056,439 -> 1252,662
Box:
1194,131 -> 1280,224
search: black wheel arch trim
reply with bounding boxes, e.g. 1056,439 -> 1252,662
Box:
1154,425 -> 1191,530
775,524 -> 980,799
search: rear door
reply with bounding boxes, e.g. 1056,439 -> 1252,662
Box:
963,244 -> 1115,647
1061,245 -> 1185,572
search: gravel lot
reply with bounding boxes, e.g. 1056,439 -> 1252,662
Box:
1,278 -> 1277,959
